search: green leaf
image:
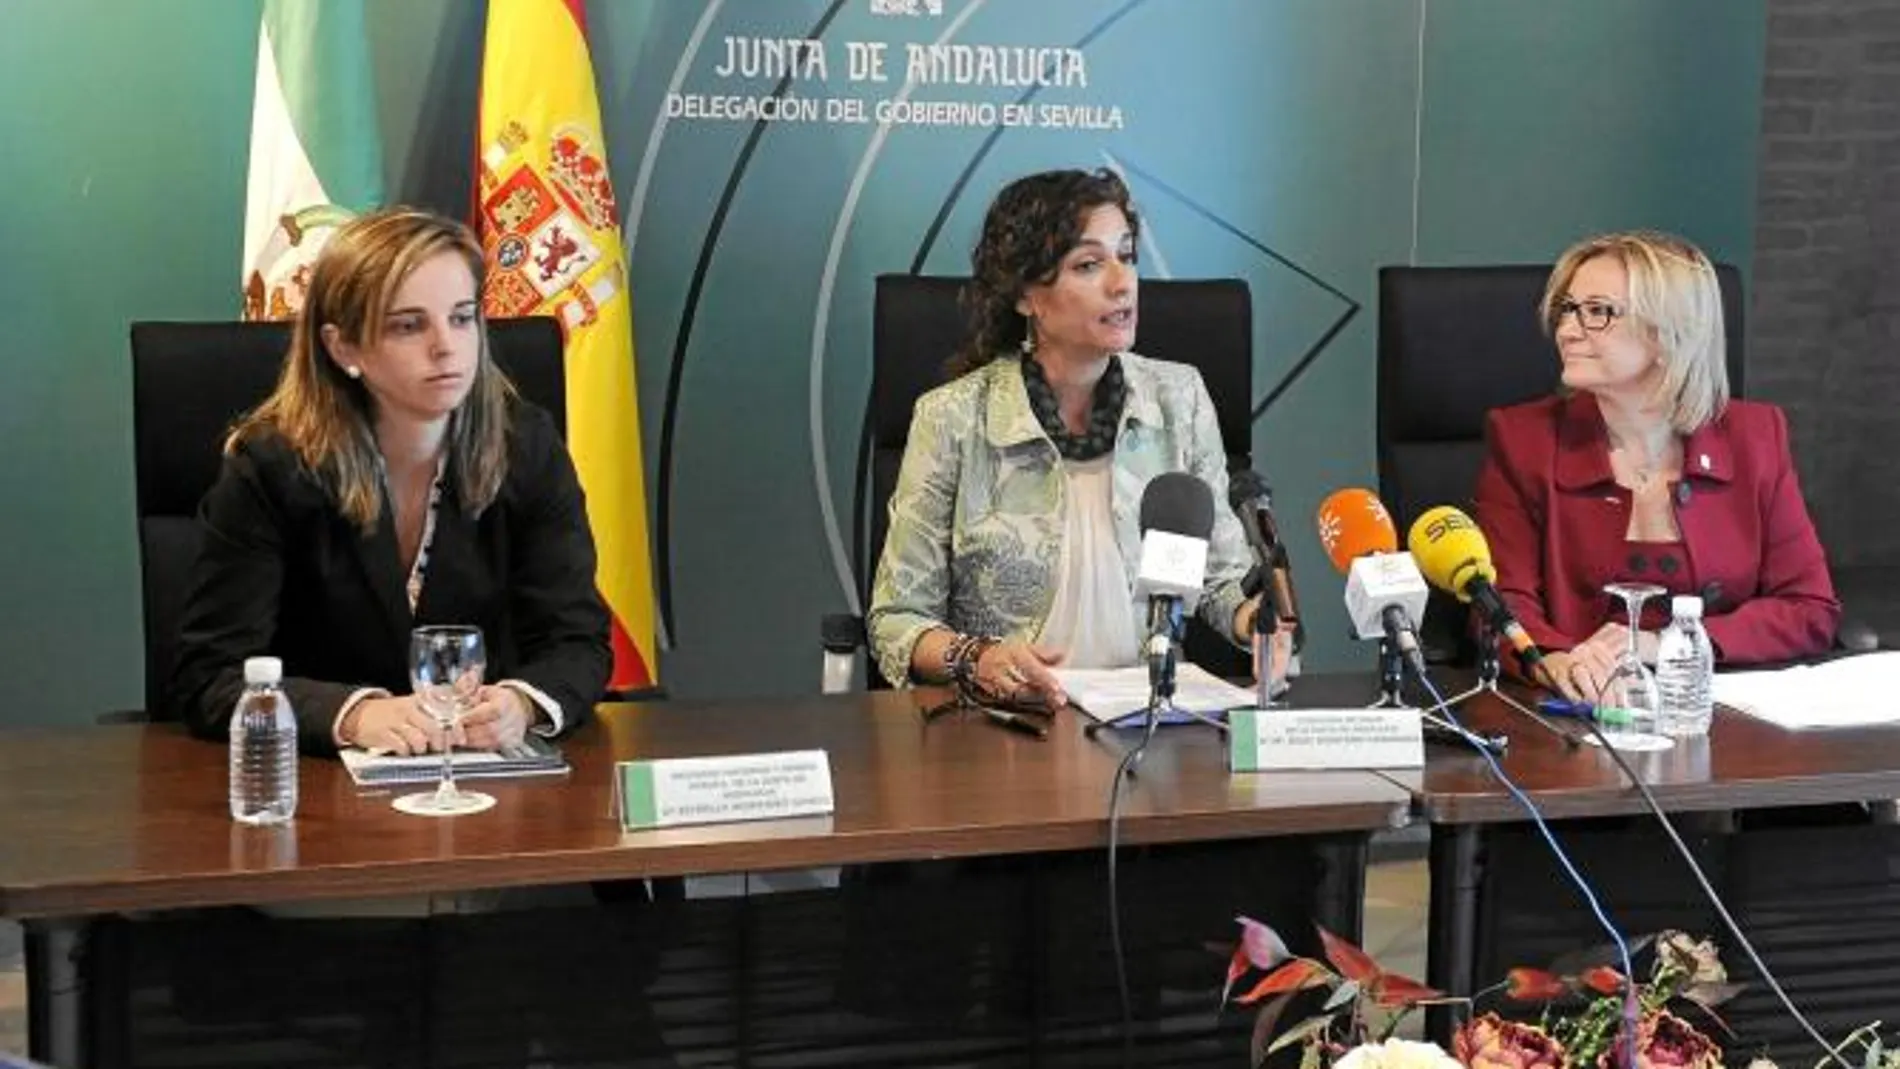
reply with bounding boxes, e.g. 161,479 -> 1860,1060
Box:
1325,980 -> 1361,1012
1267,1014 -> 1337,1056
1865,1036 -> 1884,1069
1249,993 -> 1297,1069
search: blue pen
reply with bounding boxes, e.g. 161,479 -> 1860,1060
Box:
1539,697 -> 1635,727
1538,697 -> 1595,720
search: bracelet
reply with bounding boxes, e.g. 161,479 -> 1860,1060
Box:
942,631 -> 999,688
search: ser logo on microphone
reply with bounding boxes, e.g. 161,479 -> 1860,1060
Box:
1416,509 -> 1479,544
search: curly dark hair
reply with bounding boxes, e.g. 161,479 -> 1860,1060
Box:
947,168 -> 1140,378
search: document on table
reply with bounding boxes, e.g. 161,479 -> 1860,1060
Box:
1713,651 -> 1900,730
339,734 -> 570,786
1055,663 -> 1256,724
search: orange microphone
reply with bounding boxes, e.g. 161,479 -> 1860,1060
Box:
1312,488 -> 1430,679
1316,487 -> 1399,573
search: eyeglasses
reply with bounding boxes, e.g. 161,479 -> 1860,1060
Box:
1551,298 -> 1625,333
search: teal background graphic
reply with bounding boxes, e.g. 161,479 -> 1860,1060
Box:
0,0 -> 1764,724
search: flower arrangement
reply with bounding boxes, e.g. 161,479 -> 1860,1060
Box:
1219,921 -> 1767,1069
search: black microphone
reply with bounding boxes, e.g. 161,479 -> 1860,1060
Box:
1227,469 -> 1304,652
1139,471 -> 1215,541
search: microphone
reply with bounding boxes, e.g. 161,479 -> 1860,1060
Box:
1136,473 -> 1214,695
1226,469 -> 1303,650
1135,472 -> 1214,608
1314,488 -> 1430,678
1406,506 -> 1554,686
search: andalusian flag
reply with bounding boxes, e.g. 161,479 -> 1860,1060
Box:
477,0 -> 659,688
241,0 -> 383,321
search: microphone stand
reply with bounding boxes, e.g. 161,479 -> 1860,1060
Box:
1087,598 -> 1228,739
1420,621 -> 1576,748
1368,633 -> 1510,755
1368,635 -> 1407,708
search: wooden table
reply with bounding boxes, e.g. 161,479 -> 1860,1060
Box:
0,687 -> 1412,1066
1387,686 -> 1900,1039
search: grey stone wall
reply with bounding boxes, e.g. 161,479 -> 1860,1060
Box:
1753,0 -> 1900,568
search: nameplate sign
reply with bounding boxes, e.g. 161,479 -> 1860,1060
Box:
1228,708 -> 1425,772
616,750 -> 835,830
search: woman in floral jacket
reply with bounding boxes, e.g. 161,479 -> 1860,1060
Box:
867,168 -> 1270,702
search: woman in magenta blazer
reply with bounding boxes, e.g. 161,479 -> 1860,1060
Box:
1475,231 -> 1840,702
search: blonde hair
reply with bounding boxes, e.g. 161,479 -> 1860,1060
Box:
1540,230 -> 1729,434
229,208 -> 517,531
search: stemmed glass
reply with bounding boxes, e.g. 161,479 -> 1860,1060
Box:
1593,583 -> 1672,751
393,625 -> 496,816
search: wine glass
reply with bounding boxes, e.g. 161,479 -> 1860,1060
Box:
393,625 -> 496,817
1592,583 -> 1673,752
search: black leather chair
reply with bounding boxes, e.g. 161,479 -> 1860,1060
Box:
846,273 -> 1257,686
1376,263 -> 1873,661
129,317 -> 570,715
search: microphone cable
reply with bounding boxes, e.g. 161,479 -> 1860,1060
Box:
1103,696 -> 1163,1067
1412,670 -> 1641,1069
1568,712 -> 1853,1068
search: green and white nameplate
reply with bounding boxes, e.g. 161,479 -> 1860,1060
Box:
1229,708 -> 1425,771
616,750 -> 834,830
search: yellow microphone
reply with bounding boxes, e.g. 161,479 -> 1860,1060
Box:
1406,506 -> 1552,683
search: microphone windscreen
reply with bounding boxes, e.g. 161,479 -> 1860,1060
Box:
1227,469 -> 1270,513
1406,506 -> 1498,601
1139,472 -> 1215,540
1315,488 -> 1397,573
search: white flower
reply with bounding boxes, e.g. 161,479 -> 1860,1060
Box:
1334,1038 -> 1463,1069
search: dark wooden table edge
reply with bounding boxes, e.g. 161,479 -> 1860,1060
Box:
1373,768 -> 1900,825
0,800 -> 1411,920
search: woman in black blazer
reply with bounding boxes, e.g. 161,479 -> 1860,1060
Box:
169,208 -> 611,756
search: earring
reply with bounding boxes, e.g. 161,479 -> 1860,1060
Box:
1019,319 -> 1036,356
345,365 -> 362,379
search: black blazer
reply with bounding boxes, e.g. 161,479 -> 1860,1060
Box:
167,402 -> 613,754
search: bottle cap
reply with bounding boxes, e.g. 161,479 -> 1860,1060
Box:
820,613 -> 865,654
243,656 -> 284,685
1670,595 -> 1704,619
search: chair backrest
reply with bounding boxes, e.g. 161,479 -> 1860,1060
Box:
129,317 -> 566,714
863,275 -> 1255,682
1375,263 -> 1747,661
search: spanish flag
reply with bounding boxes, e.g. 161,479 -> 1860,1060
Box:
476,0 -> 657,688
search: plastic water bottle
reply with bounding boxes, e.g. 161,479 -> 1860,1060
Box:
229,656 -> 298,825
1655,596 -> 1715,737
820,613 -> 863,694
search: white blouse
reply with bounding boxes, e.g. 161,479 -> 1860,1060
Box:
1035,456 -> 1142,668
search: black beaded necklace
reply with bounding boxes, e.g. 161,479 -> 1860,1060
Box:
1019,353 -> 1126,461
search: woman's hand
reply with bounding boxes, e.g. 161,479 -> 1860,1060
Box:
1236,596 -> 1295,693
974,640 -> 1068,708
1542,623 -> 1629,702
343,695 -> 452,754
461,685 -> 536,751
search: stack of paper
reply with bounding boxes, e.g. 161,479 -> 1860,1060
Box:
339,734 -> 570,786
1054,663 -> 1256,724
1713,652 -> 1900,730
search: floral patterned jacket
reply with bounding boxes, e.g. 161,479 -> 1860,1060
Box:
866,352 -> 1251,687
